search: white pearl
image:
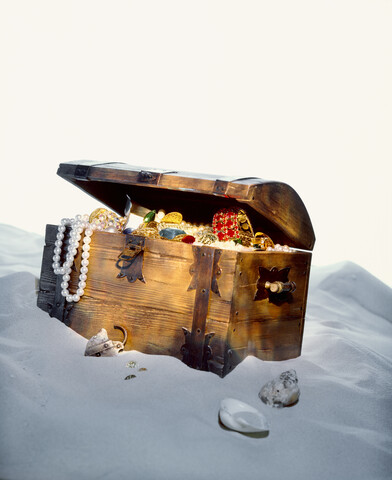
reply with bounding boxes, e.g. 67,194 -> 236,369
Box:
53,214 -> 95,303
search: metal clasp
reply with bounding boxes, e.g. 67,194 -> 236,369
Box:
116,236 -> 146,283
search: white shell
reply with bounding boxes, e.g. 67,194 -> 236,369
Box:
84,328 -> 124,357
87,328 -> 109,345
259,369 -> 300,408
219,398 -> 269,433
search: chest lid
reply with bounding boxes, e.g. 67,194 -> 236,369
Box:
57,160 -> 315,251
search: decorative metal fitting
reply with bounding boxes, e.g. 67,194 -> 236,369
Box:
264,280 -> 296,294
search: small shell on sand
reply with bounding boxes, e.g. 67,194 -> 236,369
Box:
219,398 -> 269,433
259,370 -> 300,408
84,328 -> 125,357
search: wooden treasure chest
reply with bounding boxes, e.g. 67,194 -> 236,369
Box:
37,161 -> 315,377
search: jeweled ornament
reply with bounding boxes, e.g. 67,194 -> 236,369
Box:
212,207 -> 254,247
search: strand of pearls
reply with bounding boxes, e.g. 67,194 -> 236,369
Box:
52,214 -> 95,303
266,244 -> 294,252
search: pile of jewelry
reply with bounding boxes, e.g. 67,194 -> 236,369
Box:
53,204 -> 294,303
130,207 -> 294,253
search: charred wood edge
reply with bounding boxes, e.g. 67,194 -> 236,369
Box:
116,235 -> 146,283
37,224 -> 75,325
254,266 -> 295,305
181,246 -> 222,372
298,257 -> 311,353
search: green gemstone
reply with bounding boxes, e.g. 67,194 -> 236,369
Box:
143,210 -> 156,223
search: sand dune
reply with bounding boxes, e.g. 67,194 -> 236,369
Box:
0,225 -> 391,480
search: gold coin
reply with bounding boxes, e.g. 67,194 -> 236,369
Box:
161,212 -> 183,224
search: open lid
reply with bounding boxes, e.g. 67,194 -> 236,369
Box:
57,160 -> 315,251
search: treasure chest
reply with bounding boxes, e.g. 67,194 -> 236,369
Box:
37,161 -> 315,377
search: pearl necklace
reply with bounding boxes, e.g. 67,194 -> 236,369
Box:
52,214 -> 95,303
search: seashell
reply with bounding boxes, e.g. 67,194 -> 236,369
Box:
161,212 -> 183,224
219,398 -> 269,434
259,370 -> 300,408
84,326 -> 127,357
159,228 -> 186,240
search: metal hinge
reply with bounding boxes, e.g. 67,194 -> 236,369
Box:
180,246 -> 222,371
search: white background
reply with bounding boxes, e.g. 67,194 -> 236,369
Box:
1,0 -> 391,286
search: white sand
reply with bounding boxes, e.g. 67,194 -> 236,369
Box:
0,224 -> 391,480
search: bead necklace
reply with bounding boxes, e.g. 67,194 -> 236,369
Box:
52,214 -> 95,303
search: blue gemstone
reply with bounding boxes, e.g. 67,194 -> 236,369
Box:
159,228 -> 186,240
